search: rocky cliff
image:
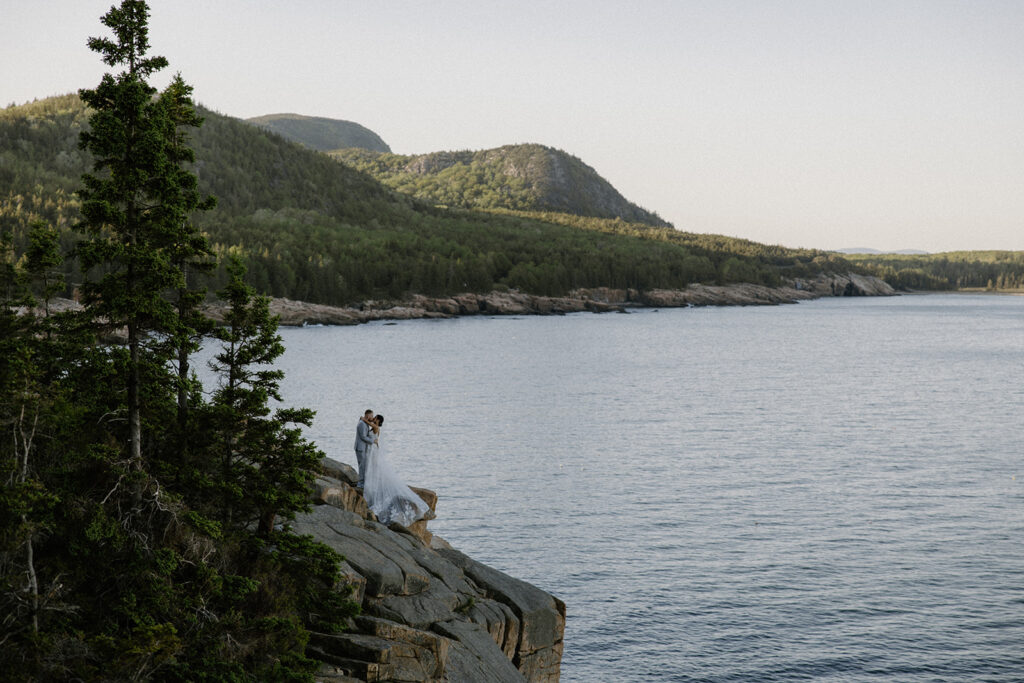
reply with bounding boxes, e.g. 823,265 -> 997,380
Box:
36,274 -> 894,334
202,273 -> 896,327
298,458 -> 564,682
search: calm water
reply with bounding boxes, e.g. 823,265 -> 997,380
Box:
223,294 -> 1024,681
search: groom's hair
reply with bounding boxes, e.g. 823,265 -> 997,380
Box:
364,409 -> 373,416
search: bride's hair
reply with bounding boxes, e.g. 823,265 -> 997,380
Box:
375,415 -> 384,426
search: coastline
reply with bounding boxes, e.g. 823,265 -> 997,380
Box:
205,272 -> 897,327
23,272 -> 897,329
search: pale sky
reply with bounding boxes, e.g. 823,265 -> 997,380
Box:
3,1 -> 1023,253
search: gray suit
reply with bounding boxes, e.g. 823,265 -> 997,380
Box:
354,419 -> 375,487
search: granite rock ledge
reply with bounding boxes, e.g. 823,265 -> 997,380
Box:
200,272 -> 895,327
298,457 -> 565,682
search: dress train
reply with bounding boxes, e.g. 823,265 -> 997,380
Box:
362,441 -> 430,526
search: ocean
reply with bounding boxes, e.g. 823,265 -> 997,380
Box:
214,293 -> 1023,681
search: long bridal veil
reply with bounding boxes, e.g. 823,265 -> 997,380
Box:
362,441 -> 430,527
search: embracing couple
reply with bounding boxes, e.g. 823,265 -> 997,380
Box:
354,409 -> 430,527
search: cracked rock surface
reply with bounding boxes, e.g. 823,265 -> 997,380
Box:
301,457 -> 565,682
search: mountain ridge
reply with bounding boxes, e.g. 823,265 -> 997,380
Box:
1,94 -> 869,306
331,143 -> 672,228
835,247 -> 930,255
246,112 -> 391,153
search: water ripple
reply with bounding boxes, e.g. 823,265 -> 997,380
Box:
212,295 -> 1024,682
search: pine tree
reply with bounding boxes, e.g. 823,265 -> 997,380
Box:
208,257 -> 322,537
3,5 -> 356,677
76,0 -> 212,472
0,227 -> 69,666
158,75 -> 217,444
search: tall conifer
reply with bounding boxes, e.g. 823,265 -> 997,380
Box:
209,257 -> 321,536
76,1 -> 212,470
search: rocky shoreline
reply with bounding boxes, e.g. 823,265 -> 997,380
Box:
26,273 -> 895,332
203,272 -> 894,327
302,458 -> 564,682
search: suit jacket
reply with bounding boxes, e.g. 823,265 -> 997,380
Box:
354,419 -> 375,454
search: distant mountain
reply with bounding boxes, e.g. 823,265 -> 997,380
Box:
331,144 -> 672,228
835,247 -> 882,254
836,247 -> 930,255
246,113 -> 391,153
1,94 -> 853,305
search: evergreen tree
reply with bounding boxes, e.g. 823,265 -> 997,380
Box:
207,257 -> 321,537
76,0 -> 212,471
2,5 -> 355,679
158,74 -> 217,444
0,228 -> 71,671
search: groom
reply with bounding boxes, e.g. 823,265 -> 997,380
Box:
354,409 -> 376,488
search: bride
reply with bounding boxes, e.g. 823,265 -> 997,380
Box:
361,415 -> 431,526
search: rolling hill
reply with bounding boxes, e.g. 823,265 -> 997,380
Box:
246,112 -> 391,153
331,144 -> 671,228
2,94 -> 852,305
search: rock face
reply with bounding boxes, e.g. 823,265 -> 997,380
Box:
198,272 -> 895,328
799,272 -> 897,297
299,457 -> 565,682
38,273 -> 895,334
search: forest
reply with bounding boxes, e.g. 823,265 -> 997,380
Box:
844,251 -> 1024,291
2,92 -> 861,306
1,3 -> 356,679
4,89 -> 1024,302
328,144 -> 672,227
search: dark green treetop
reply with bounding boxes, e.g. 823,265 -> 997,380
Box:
76,0 -> 214,467
208,257 -> 321,537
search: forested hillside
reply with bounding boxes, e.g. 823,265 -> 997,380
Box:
846,251 -> 1024,290
246,113 -> 391,153
2,94 -> 848,305
331,144 -> 673,227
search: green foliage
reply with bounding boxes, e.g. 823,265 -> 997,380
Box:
203,257 -> 321,537
0,4 -> 356,680
846,251 -> 1024,290
1,91 -> 864,307
331,143 -> 672,227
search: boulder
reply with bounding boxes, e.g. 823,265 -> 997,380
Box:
322,457 -> 359,486
467,599 -> 520,660
296,461 -> 564,681
310,628 -> 447,682
314,477 -> 371,518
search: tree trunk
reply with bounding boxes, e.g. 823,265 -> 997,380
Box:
258,510 -> 276,539
177,322 -> 189,430
128,322 -> 142,466
18,402 -> 40,634
176,264 -> 190,431
25,530 -> 38,635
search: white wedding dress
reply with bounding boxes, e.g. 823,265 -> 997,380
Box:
362,439 -> 430,526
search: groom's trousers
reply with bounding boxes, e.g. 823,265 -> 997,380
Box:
355,449 -> 365,487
